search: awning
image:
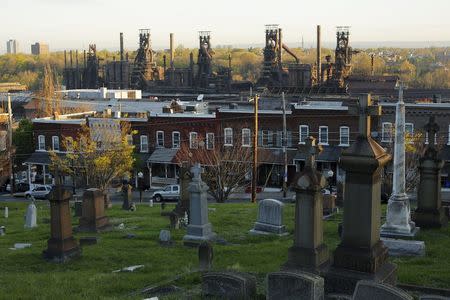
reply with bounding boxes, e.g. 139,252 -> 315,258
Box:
293,146 -> 343,163
147,148 -> 179,164
23,152 -> 66,165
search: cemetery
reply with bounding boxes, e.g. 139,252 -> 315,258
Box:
1,93 -> 450,299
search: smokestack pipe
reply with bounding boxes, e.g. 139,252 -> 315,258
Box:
76,50 -> 79,68
70,50 -> 73,67
317,25 -> 321,83
278,28 -> 283,68
64,50 -> 67,68
170,33 -> 174,69
120,32 -> 124,61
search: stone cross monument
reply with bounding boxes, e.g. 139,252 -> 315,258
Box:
325,94 -> 396,294
283,136 -> 330,273
413,116 -> 448,228
183,163 -> 216,246
381,82 -> 419,238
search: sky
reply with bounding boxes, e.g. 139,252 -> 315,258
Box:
1,0 -> 449,53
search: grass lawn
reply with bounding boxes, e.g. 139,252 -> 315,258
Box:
0,201 -> 449,299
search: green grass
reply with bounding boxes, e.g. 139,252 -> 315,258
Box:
0,201 -> 449,299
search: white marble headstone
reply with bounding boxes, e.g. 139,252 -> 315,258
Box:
24,204 -> 37,229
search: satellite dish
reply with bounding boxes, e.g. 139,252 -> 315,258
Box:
197,94 -> 204,101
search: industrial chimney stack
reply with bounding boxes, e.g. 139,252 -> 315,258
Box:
120,32 -> 124,61
317,25 -> 321,83
170,33 -> 174,69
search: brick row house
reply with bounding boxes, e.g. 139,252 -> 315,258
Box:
0,113 -> 11,189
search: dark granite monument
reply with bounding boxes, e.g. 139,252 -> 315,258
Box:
413,116 -> 448,228
202,271 -> 256,299
325,94 -> 397,294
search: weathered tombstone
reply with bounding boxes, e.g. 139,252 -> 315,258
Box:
104,192 -> 112,209
159,229 -> 172,246
352,280 -> 413,300
122,181 -> 132,210
283,137 -> 329,273
267,271 -> 324,300
178,161 -> 192,215
249,199 -> 287,235
74,201 -> 83,217
78,188 -> 112,232
149,199 -> 154,207
24,203 -> 37,229
4,206 -> 8,218
129,202 -> 136,211
413,116 -> 448,228
325,94 -> 396,294
381,83 -> 418,238
183,164 -> 216,246
0,226 -> 5,236
380,237 -> 425,257
198,242 -> 213,271
43,173 -> 81,262
202,272 -> 257,299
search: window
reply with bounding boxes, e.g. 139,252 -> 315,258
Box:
156,131 -> 164,148
189,132 -> 198,149
140,135 -> 148,153
172,131 -> 180,149
339,126 -> 350,146
206,133 -> 215,150
262,130 -> 273,147
276,131 -> 292,147
224,128 -> 233,146
52,136 -> 59,151
38,135 -> 45,150
299,125 -> 309,144
242,128 -> 251,147
382,122 -> 392,142
319,126 -> 328,145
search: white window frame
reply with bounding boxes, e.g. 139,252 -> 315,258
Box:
140,135 -> 148,153
262,130 -> 273,147
299,125 -> 309,144
382,122 -> 392,142
189,132 -> 198,149
206,133 -> 215,150
319,126 -> 329,145
224,128 -> 233,146
52,136 -> 60,151
172,131 -> 180,149
339,126 -> 350,146
38,135 -> 45,151
242,128 -> 251,147
156,130 -> 164,148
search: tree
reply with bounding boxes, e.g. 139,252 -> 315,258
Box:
176,142 -> 255,203
12,119 -> 34,165
49,123 -> 135,192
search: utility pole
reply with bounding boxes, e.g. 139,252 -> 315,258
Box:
7,93 -> 13,194
282,92 -> 287,198
251,94 -> 259,203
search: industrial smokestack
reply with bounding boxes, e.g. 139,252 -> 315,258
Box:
170,33 -> 174,69
278,28 -> 283,68
64,50 -> 67,68
317,25 -> 321,83
120,32 -> 124,61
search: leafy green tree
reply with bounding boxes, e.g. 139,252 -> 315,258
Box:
12,119 -> 33,165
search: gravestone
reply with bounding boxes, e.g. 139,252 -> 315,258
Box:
4,206 -> 8,218
325,94 -> 396,294
0,226 -> 5,236
122,181 -> 132,210
199,241 -> 213,271
159,229 -> 172,246
352,280 -> 413,300
283,137 -> 329,273
177,161 -> 192,215
183,164 -> 216,246
78,188 -> 112,232
202,271 -> 256,299
267,271 -> 324,300
24,203 -> 37,229
43,174 -> 81,262
74,201 -> 83,217
382,83 -> 418,238
104,192 -> 112,209
381,237 -> 425,257
413,116 -> 448,228
249,199 -> 287,235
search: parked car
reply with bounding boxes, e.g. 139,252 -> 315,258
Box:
151,185 -> 180,202
24,185 -> 52,200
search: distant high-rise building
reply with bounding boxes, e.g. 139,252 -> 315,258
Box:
6,39 -> 19,54
31,42 -> 49,55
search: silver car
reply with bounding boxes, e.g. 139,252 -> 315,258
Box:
24,185 -> 52,200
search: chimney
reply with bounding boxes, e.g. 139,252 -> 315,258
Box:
317,25 -> 321,83
278,28 -> 283,68
120,32 -> 124,61
170,33 -> 174,68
